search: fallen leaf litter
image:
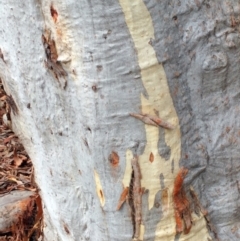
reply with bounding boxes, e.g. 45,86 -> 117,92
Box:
0,80 -> 43,240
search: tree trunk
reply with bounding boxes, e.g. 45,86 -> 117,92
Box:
0,0 -> 239,240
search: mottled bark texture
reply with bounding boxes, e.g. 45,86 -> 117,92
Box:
0,0 -> 240,240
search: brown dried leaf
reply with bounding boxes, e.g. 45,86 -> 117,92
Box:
14,150 -> 26,167
3,135 -> 15,144
8,177 -> 24,186
0,144 -> 6,151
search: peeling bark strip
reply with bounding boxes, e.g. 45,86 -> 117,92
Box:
130,113 -> 175,129
173,168 -> 192,234
129,155 -> 143,239
116,187 -> 129,210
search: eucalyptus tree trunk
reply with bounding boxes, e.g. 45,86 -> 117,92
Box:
0,0 -> 239,240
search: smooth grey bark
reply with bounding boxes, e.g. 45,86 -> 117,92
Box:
0,0 -> 240,240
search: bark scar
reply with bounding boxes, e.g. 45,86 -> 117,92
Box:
42,31 -> 67,89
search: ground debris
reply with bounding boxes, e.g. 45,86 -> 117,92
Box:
0,80 -> 42,240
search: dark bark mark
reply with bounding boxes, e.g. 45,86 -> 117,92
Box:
42,32 -> 67,89
6,95 -> 18,115
103,30 -> 112,39
96,65 -> 103,71
82,138 -> 91,153
72,69 -> 76,75
99,190 -> 103,199
50,5 -> 58,23
86,127 -> 91,132
108,151 -> 119,167
0,48 -> 5,63
63,223 -> 70,235
92,85 -> 97,92
173,168 -> 192,234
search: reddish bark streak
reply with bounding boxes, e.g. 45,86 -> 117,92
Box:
173,168 -> 192,234
50,5 -> 58,23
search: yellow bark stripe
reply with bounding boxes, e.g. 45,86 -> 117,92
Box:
119,0 -> 211,240
94,170 -> 105,207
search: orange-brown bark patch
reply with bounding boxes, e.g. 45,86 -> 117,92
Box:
50,5 -> 58,23
173,168 -> 192,234
108,151 -> 119,167
149,152 -> 154,163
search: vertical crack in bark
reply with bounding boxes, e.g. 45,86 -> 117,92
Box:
117,155 -> 145,239
129,155 -> 143,240
129,168 -> 136,238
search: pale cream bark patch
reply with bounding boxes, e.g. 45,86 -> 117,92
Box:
119,0 -> 211,240
94,170 -> 105,207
